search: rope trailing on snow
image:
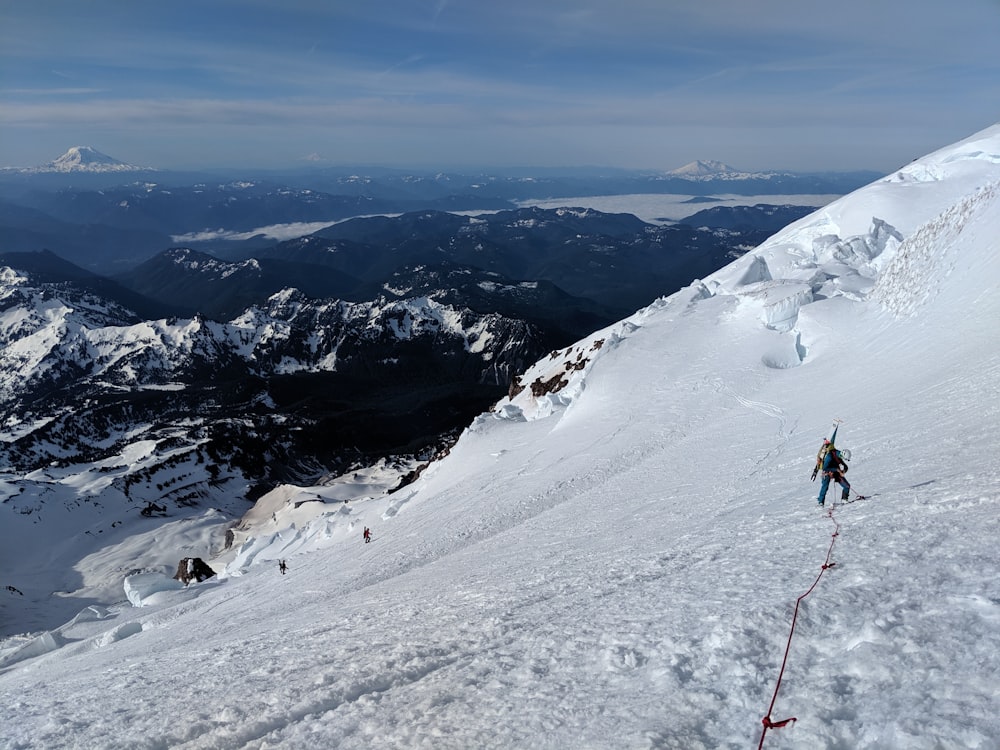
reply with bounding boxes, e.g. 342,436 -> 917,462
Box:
757,507 -> 841,749
841,488 -> 873,504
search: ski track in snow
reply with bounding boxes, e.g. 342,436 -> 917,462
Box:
711,378 -> 796,472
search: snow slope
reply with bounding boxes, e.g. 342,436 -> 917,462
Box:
1,124 -> 999,749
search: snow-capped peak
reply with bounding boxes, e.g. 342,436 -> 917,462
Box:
667,159 -> 739,177
41,146 -> 147,173
662,159 -> 785,182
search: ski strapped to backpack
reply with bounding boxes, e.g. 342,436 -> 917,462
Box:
810,420 -> 842,481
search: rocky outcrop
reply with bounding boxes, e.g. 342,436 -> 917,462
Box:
173,557 -> 216,585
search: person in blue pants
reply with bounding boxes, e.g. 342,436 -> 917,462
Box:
817,445 -> 850,506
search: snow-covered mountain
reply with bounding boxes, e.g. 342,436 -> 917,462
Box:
31,146 -> 148,173
666,159 -> 787,181
667,158 -> 741,176
1,124 -> 999,748
0,267 -> 539,487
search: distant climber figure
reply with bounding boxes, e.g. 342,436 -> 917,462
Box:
278,559 -> 287,575
363,527 -> 371,544
817,444 -> 850,506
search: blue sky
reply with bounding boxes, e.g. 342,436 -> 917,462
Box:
1,0 -> 998,172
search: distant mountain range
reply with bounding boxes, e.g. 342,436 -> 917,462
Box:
0,147 -> 881,230
0,151 -> 875,511
4,148 -> 840,183
0,198 -> 804,506
680,203 -> 815,231
0,256 -> 534,496
0,148 -> 881,279
112,205 -> 796,319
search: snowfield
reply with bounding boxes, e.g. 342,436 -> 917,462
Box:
2,124 -> 1000,749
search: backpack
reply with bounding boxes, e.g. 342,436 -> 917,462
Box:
815,441 -> 832,469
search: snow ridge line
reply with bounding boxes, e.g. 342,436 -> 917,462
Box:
757,507 -> 842,748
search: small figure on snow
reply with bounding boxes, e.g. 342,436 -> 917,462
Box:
278,559 -> 288,575
816,443 -> 850,506
363,527 -> 371,544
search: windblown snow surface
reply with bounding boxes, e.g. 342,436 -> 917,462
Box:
2,124 -> 999,749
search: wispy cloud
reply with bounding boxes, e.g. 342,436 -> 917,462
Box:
377,54 -> 427,78
1,1 -> 998,170
0,87 -> 105,96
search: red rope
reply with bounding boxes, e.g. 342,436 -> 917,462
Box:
757,508 -> 840,749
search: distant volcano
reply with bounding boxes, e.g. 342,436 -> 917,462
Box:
666,159 -> 740,177
663,159 -> 788,181
42,146 -> 147,173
